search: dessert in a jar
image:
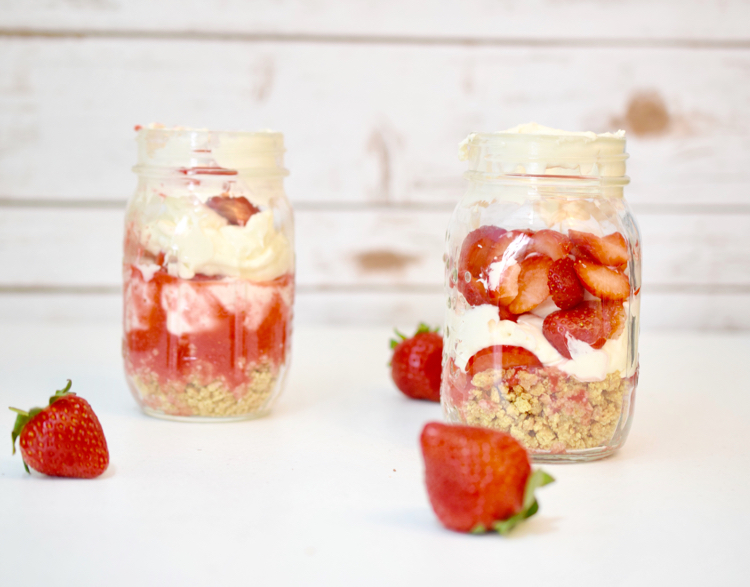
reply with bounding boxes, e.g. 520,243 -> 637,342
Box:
442,123 -> 640,462
123,126 -> 294,421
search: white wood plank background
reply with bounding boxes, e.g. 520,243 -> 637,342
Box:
0,1 -> 748,329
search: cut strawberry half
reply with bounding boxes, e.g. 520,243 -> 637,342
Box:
507,254 -> 553,314
457,227 -> 531,306
542,301 -> 606,359
547,257 -> 584,310
574,259 -> 630,301
568,230 -> 629,267
527,230 -> 572,261
602,299 -> 627,340
467,345 -> 543,377
206,195 -> 261,227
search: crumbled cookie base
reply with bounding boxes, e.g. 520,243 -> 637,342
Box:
128,363 -> 278,418
462,368 -> 629,453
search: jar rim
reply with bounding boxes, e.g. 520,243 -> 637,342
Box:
134,127 -> 287,176
459,127 -> 628,180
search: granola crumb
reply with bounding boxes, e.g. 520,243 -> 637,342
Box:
461,368 -> 630,452
128,363 -> 279,418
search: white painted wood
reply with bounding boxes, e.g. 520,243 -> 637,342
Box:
1,324 -> 749,585
1,1 -> 748,41
1,39 -> 749,206
1,208 -> 749,288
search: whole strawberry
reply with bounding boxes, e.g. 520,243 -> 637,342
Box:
390,324 -> 443,402
420,422 -> 554,534
10,380 -> 109,478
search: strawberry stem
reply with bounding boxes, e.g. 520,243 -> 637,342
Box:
492,469 -> 555,535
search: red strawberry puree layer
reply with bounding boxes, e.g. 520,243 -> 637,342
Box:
123,265 -> 292,393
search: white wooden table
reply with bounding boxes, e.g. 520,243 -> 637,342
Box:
1,324 -> 749,586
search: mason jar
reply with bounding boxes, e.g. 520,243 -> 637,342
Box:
123,127 -> 294,421
442,124 -> 640,462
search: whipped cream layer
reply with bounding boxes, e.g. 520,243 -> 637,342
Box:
459,122 -> 628,180
446,295 -> 634,383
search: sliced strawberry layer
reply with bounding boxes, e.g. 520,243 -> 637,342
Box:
602,299 -> 627,340
508,254 -> 553,314
527,229 -> 572,261
206,195 -> 261,226
547,257 -> 584,310
574,259 -> 630,301
466,345 -> 543,376
542,301 -> 606,360
569,230 -> 629,267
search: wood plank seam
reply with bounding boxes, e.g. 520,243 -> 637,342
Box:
0,28 -> 749,49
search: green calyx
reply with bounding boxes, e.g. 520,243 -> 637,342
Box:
470,469 -> 556,536
389,322 -> 440,350
9,380 -> 74,473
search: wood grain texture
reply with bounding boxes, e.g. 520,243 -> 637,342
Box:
1,38 -> 749,206
1,208 -> 748,288
1,1 -> 748,42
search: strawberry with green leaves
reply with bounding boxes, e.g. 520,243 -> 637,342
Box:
421,422 -> 554,534
10,380 -> 109,479
390,324 -> 443,402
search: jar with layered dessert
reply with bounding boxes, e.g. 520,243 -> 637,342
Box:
123,127 -> 294,421
442,123 -> 640,462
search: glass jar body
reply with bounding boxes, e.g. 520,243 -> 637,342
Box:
442,177 -> 640,462
122,130 -> 294,421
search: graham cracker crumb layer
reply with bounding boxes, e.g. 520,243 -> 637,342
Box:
461,368 -> 631,453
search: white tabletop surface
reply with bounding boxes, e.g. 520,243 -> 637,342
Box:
1,323 -> 749,586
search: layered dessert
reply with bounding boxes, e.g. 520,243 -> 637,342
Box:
123,128 -> 294,419
443,125 -> 639,458
443,225 -> 638,455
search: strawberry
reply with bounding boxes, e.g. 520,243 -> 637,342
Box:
542,301 -> 607,359
457,227 -> 531,306
507,254 -> 553,314
206,195 -> 260,226
390,324 -> 443,402
547,257 -> 585,310
574,259 -> 630,301
527,229 -> 572,261
568,230 -> 629,267
466,345 -> 542,377
602,299 -> 627,340
10,380 -> 109,478
420,422 -> 554,534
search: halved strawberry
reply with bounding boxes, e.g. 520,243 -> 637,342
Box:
206,195 -> 261,226
508,254 -> 553,314
602,299 -> 627,340
542,301 -> 606,359
547,257 -> 584,310
491,262 -> 521,306
466,345 -> 542,377
458,228 -> 531,306
574,259 -> 630,301
568,230 -> 629,267
527,230 -> 572,261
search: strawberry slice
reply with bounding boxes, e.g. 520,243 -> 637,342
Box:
542,301 -> 607,359
507,254 -> 553,314
467,345 -> 542,376
547,257 -> 584,310
574,259 -> 630,301
206,195 -> 261,227
491,262 -> 521,306
527,230 -> 572,261
458,228 -> 531,306
569,230 -> 629,267
602,299 -> 627,340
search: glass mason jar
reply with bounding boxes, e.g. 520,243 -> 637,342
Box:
442,125 -> 640,462
123,127 -> 294,421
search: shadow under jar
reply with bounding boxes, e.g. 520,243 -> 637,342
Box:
123,128 -> 294,421
441,124 -> 641,462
